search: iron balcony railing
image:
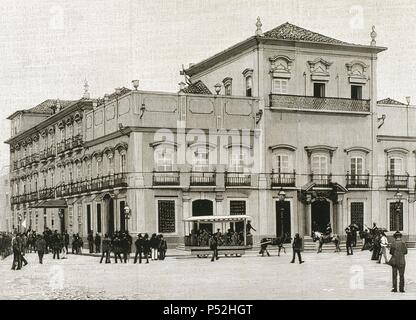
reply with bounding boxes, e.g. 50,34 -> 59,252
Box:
190,171 -> 216,186
40,149 -> 48,161
386,172 -> 409,189
13,161 -> 19,170
57,141 -> 65,154
153,171 -> 180,186
225,172 -> 251,187
19,158 -> 26,168
269,94 -> 371,113
310,173 -> 332,187
271,170 -> 296,187
346,172 -> 370,188
11,196 -> 19,205
47,147 -> 56,158
39,187 -> 54,200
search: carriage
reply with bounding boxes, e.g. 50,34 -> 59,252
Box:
183,215 -> 253,257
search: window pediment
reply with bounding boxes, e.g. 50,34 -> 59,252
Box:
149,140 -> 178,150
344,146 -> 371,154
308,58 -> 332,81
188,141 -> 216,150
269,144 -> 297,152
384,147 -> 409,155
346,60 -> 368,84
269,55 -> 294,79
305,145 -> 337,158
224,143 -> 252,150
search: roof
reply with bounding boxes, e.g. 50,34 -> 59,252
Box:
184,215 -> 253,222
7,99 -> 76,119
30,199 -> 67,208
182,80 -> 212,95
263,22 -> 350,45
97,87 -> 132,106
377,98 -> 406,106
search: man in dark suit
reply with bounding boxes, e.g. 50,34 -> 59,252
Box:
389,231 -> 408,293
346,228 -> 354,255
290,233 -> 304,264
209,234 -> 219,262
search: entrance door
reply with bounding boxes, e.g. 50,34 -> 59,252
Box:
311,200 -> 330,233
276,201 -> 291,242
120,200 -> 125,232
192,199 -> 213,234
105,196 -> 115,236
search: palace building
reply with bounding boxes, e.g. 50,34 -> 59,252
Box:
4,20 -> 416,246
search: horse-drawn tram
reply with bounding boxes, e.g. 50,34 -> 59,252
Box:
183,215 -> 253,257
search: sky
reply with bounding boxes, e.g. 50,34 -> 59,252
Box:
1,0 -> 416,170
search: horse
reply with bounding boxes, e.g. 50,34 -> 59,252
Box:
312,231 -> 340,253
259,233 -> 291,257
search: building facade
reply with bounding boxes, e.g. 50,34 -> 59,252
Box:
4,20 -> 416,245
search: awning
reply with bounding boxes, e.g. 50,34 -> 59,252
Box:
184,215 -> 253,223
29,199 -> 68,208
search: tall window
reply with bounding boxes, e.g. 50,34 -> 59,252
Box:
311,155 -> 328,175
272,79 -> 288,94
229,150 -> 245,172
96,159 -> 102,177
351,85 -> 362,99
120,152 -> 126,173
77,204 -> 82,235
350,202 -> 364,231
76,122 -> 82,135
96,203 -> 102,233
156,149 -> 174,171
389,202 -> 403,231
230,200 -> 246,232
313,83 -> 325,98
389,157 -> 403,175
86,204 -> 92,233
274,154 -> 290,172
350,157 -> 364,176
193,148 -> 209,171
158,200 -> 176,233
246,76 -> 253,97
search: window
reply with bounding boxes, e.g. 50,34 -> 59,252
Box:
311,155 -> 328,174
389,202 -> 403,231
223,77 -> 232,96
77,204 -> 82,235
246,76 -> 252,97
158,200 -> 175,233
96,203 -> 101,233
272,79 -> 288,94
86,204 -> 91,233
229,151 -> 245,172
193,148 -> 209,171
156,149 -> 174,171
230,200 -> 246,232
274,154 -> 290,173
350,202 -> 364,231
351,85 -> 362,100
120,152 -> 126,173
313,83 -> 325,98
389,157 -> 403,175
350,157 -> 364,176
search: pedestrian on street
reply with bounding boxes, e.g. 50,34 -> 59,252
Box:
378,231 -> 389,264
52,231 -> 61,259
346,228 -> 354,255
389,231 -> 408,293
209,234 -> 219,262
11,234 -> 22,270
112,233 -> 123,263
158,234 -> 167,260
121,233 -> 130,263
100,234 -> 111,264
142,233 -> 150,264
290,233 -> 304,264
87,231 -> 94,254
95,233 -> 101,253
150,233 -> 159,261
63,230 -> 69,254
60,233 -> 67,259
134,233 -> 144,264
259,238 -> 271,257
36,235 -> 47,264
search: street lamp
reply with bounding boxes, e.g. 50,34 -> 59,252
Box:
124,205 -> 131,232
214,83 -> 222,95
278,189 -> 286,237
394,190 -> 403,231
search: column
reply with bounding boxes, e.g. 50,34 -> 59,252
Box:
305,203 -> 311,237
182,194 -> 190,236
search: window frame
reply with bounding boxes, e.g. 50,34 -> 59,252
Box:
156,198 -> 177,235
313,82 -> 325,98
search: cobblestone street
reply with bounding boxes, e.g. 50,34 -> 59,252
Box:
1,249 -> 415,300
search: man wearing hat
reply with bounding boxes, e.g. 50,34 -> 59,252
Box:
345,227 -> 354,255
389,231 -> 408,293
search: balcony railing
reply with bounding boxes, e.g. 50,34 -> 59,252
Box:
72,134 -> 83,149
57,142 -> 65,154
386,173 -> 409,189
190,171 -> 216,186
269,94 -> 370,113
13,161 -> 19,170
271,170 -> 296,187
225,172 -> 251,187
310,173 -> 332,187
11,196 -> 19,205
40,149 -> 48,161
39,188 -> 54,200
47,147 -> 56,158
346,173 -> 370,188
153,171 -> 180,186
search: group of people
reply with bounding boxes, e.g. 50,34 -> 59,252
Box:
0,232 -> 12,259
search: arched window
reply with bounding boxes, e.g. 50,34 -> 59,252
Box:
245,76 -> 252,97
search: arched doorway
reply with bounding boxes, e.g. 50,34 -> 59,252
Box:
311,199 -> 330,233
192,199 -> 213,233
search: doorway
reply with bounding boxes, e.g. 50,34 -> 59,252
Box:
103,194 -> 115,236
276,200 -> 291,242
311,199 -> 330,233
192,199 -> 213,234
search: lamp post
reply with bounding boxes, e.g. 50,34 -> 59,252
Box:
394,190 -> 403,231
124,205 -> 131,232
278,189 -> 286,237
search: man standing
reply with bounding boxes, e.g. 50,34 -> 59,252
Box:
346,228 -> 354,255
87,231 -> 94,254
389,231 -> 408,293
52,231 -> 60,260
100,234 -> 111,264
36,235 -> 47,264
134,234 -> 144,264
95,233 -> 101,253
158,234 -> 167,260
63,231 -> 69,254
378,231 -> 389,264
11,234 -> 22,270
209,234 -> 219,262
290,233 -> 304,264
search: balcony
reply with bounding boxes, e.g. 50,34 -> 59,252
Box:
310,173 -> 332,187
47,147 -> 56,158
28,191 -> 39,202
40,149 -> 48,161
39,187 -> 54,200
271,171 -> 296,187
11,196 -> 19,205
225,172 -> 251,187
269,94 -> 370,113
57,142 -> 65,154
190,171 -> 216,186
13,161 -> 19,170
19,158 -> 27,168
386,173 -> 409,189
346,173 -> 370,188
153,171 -> 180,186
71,134 -> 83,149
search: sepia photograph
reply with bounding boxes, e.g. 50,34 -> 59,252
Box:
0,0 -> 415,307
